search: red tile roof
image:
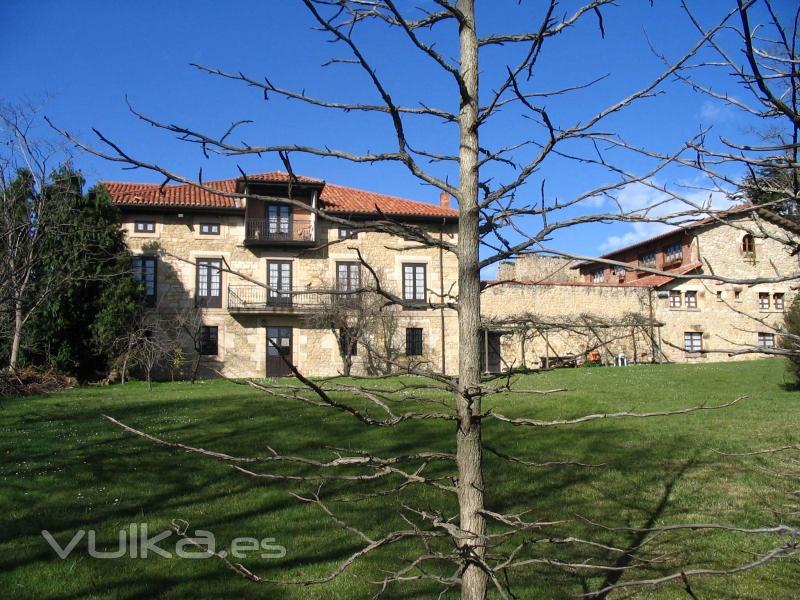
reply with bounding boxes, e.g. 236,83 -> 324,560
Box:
103,171 -> 458,219
104,179 -> 241,209
486,260 -> 703,290
622,260 -> 703,288
576,205 -> 755,267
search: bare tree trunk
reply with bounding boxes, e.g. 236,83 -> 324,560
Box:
456,2 -> 487,597
9,300 -> 23,370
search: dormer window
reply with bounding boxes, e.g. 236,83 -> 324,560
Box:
742,234 -> 755,259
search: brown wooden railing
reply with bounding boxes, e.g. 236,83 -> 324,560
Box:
245,219 -> 313,242
228,285 -> 359,312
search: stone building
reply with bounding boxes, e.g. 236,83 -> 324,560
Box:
107,172 -> 460,378
109,170 -> 799,378
481,208 -> 800,371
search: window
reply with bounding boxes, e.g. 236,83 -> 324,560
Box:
199,222 -> 220,235
405,328 -> 423,356
716,290 -> 723,302
685,290 -> 697,309
774,293 -> 785,310
132,256 -> 157,306
669,291 -> 681,308
336,262 -> 361,304
199,326 -> 218,355
684,332 -> 702,353
742,234 -> 755,258
639,251 -> 656,267
134,220 -> 155,234
267,260 -> 292,306
267,204 -> 291,237
338,227 -> 357,240
664,243 -> 682,264
339,329 -> 357,357
196,259 -> 222,308
403,264 -> 427,305
758,292 -> 770,310
757,332 -> 775,349
612,265 -> 626,279
734,290 -> 741,301
591,269 -> 605,283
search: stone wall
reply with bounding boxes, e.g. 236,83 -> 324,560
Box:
496,255 -> 581,283
122,212 -> 460,378
481,281 -> 655,368
484,215 -> 798,369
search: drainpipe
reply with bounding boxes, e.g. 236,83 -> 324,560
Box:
648,288 -> 658,363
439,220 -> 446,374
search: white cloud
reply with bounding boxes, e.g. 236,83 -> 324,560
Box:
699,100 -> 737,124
597,179 -> 736,252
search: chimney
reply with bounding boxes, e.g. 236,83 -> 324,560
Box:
439,191 -> 450,208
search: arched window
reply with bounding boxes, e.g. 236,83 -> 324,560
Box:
742,234 -> 755,258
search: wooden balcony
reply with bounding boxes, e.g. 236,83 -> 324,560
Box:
244,218 -> 315,246
228,285 -> 360,313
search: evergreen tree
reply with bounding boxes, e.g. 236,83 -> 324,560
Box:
23,178 -> 142,379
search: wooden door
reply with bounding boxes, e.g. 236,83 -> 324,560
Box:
267,326 -> 293,377
480,331 -> 503,374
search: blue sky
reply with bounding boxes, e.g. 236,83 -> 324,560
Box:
2,1 -> 790,266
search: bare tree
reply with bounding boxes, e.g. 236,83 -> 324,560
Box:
54,1 -> 800,597
0,104 -> 83,370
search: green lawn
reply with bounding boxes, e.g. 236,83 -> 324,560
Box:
1,360 -> 798,599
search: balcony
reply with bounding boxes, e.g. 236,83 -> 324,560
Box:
244,218 -> 314,246
228,285 -> 360,313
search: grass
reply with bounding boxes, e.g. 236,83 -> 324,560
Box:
0,360 -> 798,599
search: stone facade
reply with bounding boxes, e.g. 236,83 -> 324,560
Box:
115,176 -> 460,379
654,216 -> 797,363
483,213 -> 798,368
116,172 -> 799,377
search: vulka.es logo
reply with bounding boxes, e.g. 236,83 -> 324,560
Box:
41,523 -> 286,560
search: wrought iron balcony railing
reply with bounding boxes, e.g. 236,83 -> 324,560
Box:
244,219 -> 313,243
228,285 -> 360,312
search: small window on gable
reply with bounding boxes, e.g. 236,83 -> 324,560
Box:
639,251 -> 656,267
774,293 -> 785,310
199,326 -> 218,356
742,234 -> 755,259
200,222 -> 220,235
134,220 -> 156,234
